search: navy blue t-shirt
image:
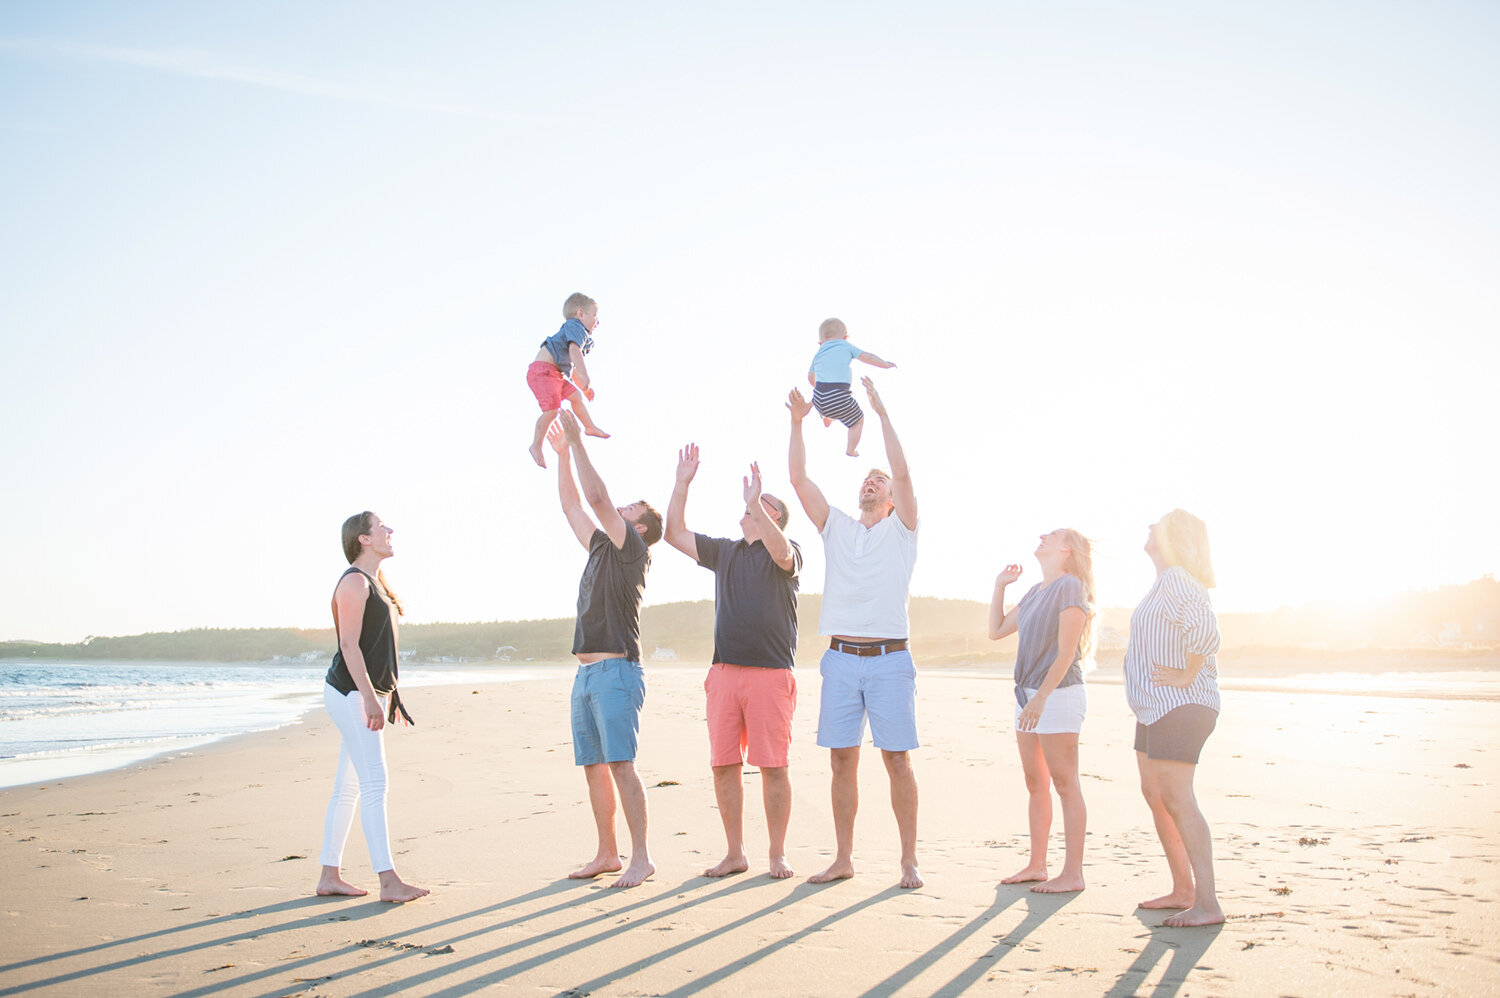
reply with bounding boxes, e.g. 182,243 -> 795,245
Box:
573,527 -> 650,662
694,534 -> 801,669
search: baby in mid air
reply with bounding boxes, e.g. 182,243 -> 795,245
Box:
807,317 -> 895,456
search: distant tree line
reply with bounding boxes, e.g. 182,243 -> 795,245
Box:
4,578 -> 1495,664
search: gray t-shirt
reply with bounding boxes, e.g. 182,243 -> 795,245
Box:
1013,574 -> 1089,692
694,534 -> 801,669
573,528 -> 650,662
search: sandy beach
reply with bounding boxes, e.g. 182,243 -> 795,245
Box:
1,664 -> 1497,997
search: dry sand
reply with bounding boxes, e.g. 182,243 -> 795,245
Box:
1,664 -> 1497,997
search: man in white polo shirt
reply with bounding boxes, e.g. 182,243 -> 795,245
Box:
786,375 -> 922,889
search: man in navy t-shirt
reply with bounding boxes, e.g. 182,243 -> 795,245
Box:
663,444 -> 802,879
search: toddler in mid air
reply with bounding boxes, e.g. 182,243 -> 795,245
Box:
807,317 -> 895,456
527,292 -> 609,468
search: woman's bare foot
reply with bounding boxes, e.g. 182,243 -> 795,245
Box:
807,858 -> 855,883
568,855 -> 623,880
315,871 -> 368,897
898,862 -> 924,889
584,426 -> 611,439
377,872 -> 430,903
1163,902 -> 1224,927
610,858 -> 655,888
768,855 -> 795,879
1001,865 -> 1048,884
704,852 -> 749,878
1031,873 -> 1085,894
1139,891 -> 1194,910
528,443 -> 547,468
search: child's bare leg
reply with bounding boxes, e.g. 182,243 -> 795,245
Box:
529,409 -> 558,468
567,394 -> 610,439
846,419 -> 864,457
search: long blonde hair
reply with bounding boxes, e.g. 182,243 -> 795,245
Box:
1058,527 -> 1096,660
340,511 -> 405,616
1156,509 -> 1215,589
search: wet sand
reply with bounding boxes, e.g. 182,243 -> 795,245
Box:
1,664 -> 1497,996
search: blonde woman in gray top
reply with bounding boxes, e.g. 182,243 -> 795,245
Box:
988,529 -> 1095,893
1125,509 -> 1224,927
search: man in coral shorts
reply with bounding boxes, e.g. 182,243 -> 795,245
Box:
664,444 -> 802,879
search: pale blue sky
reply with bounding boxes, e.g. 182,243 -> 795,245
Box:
3,2 -> 1497,643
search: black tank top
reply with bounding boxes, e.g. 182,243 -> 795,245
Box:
325,567 -> 400,697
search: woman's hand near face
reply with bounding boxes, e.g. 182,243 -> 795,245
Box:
995,564 -> 1023,587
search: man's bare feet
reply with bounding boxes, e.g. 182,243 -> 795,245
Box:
899,862 -> 924,889
610,858 -> 655,888
568,855 -> 624,880
704,853 -> 749,878
584,426 -> 611,439
768,855 -> 795,879
528,443 -> 546,469
1001,865 -> 1048,884
1163,902 -> 1224,927
315,875 -> 368,898
378,876 -> 430,903
1031,873 -> 1085,894
1138,891 -> 1193,910
807,858 -> 855,883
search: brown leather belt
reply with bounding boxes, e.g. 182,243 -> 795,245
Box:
829,638 -> 909,657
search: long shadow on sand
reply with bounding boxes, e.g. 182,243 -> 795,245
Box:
918,885 -> 1079,997
1103,911 -> 1225,998
325,874 -> 789,998
0,881 -> 572,998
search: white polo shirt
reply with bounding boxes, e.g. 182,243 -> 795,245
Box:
818,506 -> 919,639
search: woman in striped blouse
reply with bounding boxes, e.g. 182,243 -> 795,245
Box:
1125,509 -> 1223,927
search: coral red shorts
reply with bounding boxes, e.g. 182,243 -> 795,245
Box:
527,361 -> 577,412
704,663 -> 797,768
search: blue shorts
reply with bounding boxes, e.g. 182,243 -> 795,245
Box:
816,648 -> 918,751
571,658 -> 646,766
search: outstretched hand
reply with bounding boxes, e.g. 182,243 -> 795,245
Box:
558,410 -> 584,444
786,388 -> 813,421
545,418 -> 568,455
862,376 -> 888,417
743,461 -> 763,507
995,564 -> 1024,587
677,443 -> 701,484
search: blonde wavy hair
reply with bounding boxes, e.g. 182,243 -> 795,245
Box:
1156,509 -> 1216,589
1057,528 -> 1097,660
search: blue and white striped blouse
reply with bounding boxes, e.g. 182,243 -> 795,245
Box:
1123,566 -> 1221,725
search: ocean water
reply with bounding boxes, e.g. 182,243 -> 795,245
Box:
0,659 -> 547,789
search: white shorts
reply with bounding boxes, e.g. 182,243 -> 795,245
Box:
1014,683 -> 1087,735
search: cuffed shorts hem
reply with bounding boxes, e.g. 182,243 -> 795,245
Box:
571,658 -> 645,766
1133,704 -> 1217,764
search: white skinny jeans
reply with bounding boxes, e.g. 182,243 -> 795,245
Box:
319,685 -> 393,872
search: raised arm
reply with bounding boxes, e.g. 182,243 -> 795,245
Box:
664,443 -> 701,561
561,411 -> 628,548
857,351 -> 896,369
786,388 -> 830,531
549,420 -> 596,549
861,376 -> 916,529
745,461 -> 795,571
988,565 -> 1023,640
332,573 -> 384,731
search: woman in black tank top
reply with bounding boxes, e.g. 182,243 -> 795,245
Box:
314,512 -> 429,904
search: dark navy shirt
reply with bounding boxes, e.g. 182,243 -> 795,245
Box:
574,527 -> 650,662
694,534 -> 801,670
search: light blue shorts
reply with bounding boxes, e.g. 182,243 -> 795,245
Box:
571,658 -> 646,766
816,648 -> 919,751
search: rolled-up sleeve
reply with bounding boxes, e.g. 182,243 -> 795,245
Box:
1162,569 -> 1221,657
